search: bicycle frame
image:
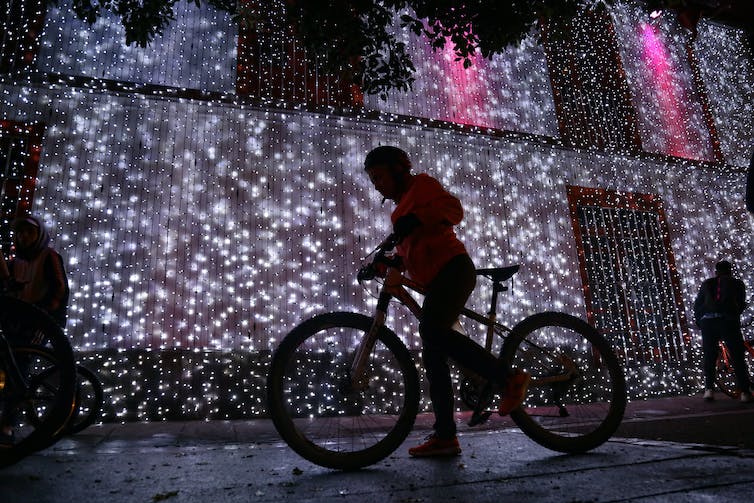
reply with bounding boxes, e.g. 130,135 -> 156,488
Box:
349,266 -> 577,390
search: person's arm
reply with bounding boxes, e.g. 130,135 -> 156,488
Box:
736,279 -> 747,316
43,251 -> 68,314
693,283 -> 706,327
409,177 -> 463,227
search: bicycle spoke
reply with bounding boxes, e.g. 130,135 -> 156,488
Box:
268,312 -> 419,469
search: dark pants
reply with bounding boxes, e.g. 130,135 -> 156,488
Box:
701,318 -> 750,392
419,254 -> 507,439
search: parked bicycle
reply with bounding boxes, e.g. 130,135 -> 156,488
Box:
267,234 -> 627,469
715,322 -> 754,398
0,296 -> 77,468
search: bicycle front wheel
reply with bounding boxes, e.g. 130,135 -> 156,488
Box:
501,312 -> 626,453
266,312 -> 420,470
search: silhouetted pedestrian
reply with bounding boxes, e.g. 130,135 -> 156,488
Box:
693,260 -> 751,402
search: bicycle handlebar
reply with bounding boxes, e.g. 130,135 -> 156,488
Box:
357,234 -> 401,283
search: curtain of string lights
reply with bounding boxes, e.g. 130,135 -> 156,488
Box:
0,1 -> 752,420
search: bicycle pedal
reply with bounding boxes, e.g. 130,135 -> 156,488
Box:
467,410 -> 492,427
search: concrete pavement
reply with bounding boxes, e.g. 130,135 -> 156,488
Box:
2,394 -> 754,502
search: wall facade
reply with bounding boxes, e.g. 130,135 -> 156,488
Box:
1,1 -> 752,420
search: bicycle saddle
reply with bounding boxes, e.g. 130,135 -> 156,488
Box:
475,265 -> 520,283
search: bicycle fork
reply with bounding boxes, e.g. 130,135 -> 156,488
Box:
349,281 -> 399,390
351,269 -> 424,390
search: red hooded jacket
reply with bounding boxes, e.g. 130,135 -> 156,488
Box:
391,173 -> 468,286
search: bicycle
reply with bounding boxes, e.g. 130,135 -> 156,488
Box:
715,324 -> 754,398
0,296 -> 77,468
266,234 -> 627,470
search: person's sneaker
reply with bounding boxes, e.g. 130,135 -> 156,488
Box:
408,434 -> 461,457
740,391 -> 753,403
498,369 -> 531,416
703,389 -> 714,401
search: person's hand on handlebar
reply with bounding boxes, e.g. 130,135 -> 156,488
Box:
357,241 -> 403,282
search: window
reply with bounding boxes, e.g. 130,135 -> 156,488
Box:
0,121 -> 44,249
544,7 -> 641,152
567,185 -> 692,369
236,1 -> 362,107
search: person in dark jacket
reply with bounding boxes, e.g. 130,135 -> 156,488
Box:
693,260 -> 751,402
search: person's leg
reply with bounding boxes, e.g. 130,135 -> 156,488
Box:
701,320 -> 720,391
419,254 -> 477,440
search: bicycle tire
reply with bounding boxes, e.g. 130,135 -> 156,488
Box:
501,312 -> 626,454
267,312 -> 420,470
66,365 -> 104,435
0,297 -> 76,468
715,343 -> 754,398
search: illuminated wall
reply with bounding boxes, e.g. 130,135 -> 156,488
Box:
362,29 -> 559,136
37,1 -> 236,93
693,21 -> 754,167
611,3 -> 754,165
1,1 -> 752,419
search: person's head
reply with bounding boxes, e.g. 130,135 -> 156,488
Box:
364,146 -> 413,202
11,215 -> 49,258
715,260 -> 733,276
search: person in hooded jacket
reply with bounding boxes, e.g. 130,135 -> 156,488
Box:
0,215 -> 69,326
0,215 -> 69,443
364,146 -> 530,457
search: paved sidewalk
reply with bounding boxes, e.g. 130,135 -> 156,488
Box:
1,394 -> 754,502
34,392 -> 751,449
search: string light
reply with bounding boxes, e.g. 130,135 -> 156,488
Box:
0,1 -> 751,421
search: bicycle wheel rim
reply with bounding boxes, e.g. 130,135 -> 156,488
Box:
504,312 -> 626,453
267,312 -> 419,470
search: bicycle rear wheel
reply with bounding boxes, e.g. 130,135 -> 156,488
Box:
266,312 -> 420,470
0,297 -> 76,468
501,312 -> 626,453
715,343 -> 754,398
